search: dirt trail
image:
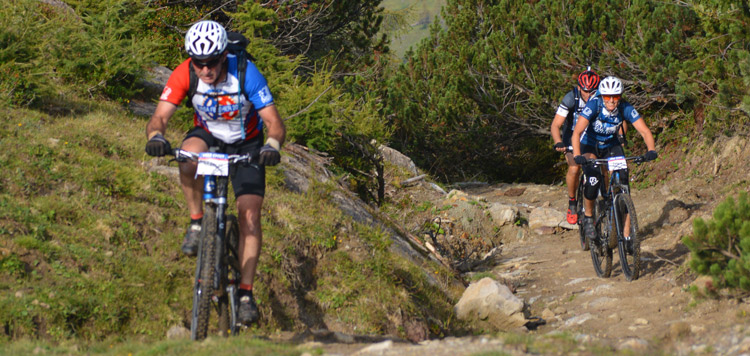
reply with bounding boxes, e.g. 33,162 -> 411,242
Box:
308,183 -> 750,355
468,182 -> 745,354
305,136 -> 750,355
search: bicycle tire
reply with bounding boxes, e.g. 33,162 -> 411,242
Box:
191,207 -> 218,340
590,198 -> 612,278
218,215 -> 240,336
613,193 -> 641,281
576,174 -> 589,251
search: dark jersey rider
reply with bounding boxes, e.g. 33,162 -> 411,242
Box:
551,69 -> 600,224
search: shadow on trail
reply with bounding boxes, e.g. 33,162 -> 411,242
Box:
640,243 -> 692,278
640,199 -> 702,240
606,241 -> 691,280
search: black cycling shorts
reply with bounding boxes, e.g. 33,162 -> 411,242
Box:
580,144 -> 628,200
184,127 -> 265,197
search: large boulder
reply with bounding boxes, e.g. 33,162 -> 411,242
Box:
528,207 -> 576,234
454,277 -> 528,331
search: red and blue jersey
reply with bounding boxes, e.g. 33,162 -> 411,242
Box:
160,54 -> 274,144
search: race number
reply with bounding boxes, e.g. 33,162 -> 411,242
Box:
197,152 -> 229,176
607,156 -> 627,171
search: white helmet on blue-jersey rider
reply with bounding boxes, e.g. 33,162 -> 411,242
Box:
185,20 -> 227,59
599,76 -> 623,95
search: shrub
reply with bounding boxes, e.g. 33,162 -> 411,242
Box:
0,0 -> 157,107
683,192 -> 750,291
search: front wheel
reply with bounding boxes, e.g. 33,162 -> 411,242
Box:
613,193 -> 641,281
191,207 -> 218,340
590,200 -> 612,278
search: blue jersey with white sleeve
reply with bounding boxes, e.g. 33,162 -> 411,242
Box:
578,96 -> 641,148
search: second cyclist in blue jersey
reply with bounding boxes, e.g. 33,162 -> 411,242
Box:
571,76 -> 658,243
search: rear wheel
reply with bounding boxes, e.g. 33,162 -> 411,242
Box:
218,215 -> 240,336
217,295 -> 231,337
614,193 -> 641,281
590,199 -> 612,278
191,207 -> 217,340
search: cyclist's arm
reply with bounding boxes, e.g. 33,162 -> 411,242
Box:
571,115 -> 588,157
146,101 -> 178,139
631,119 -> 655,151
550,113 -> 566,150
257,104 -> 286,147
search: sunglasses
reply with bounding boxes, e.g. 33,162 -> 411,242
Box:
192,56 -> 222,69
579,86 -> 596,93
602,94 -> 621,101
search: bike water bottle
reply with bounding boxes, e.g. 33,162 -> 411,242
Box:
203,175 -> 216,200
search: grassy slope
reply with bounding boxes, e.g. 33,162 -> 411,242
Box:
382,0 -> 446,59
0,99 -> 457,350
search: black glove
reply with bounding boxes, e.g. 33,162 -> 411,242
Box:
145,133 -> 171,157
644,150 -> 658,161
258,143 -> 281,166
574,155 -> 587,165
553,142 -> 565,150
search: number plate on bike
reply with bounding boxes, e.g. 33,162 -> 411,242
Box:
607,156 -> 627,171
197,152 -> 229,176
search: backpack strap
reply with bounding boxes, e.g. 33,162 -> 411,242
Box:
185,56 -> 250,108
185,59 -> 199,108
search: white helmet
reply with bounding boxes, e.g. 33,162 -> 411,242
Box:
599,76 -> 623,95
185,20 -> 227,59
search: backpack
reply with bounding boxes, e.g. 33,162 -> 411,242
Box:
185,31 -> 256,108
560,86 -> 581,138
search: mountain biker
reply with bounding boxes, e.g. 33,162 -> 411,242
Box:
571,76 -> 657,244
551,68 -> 600,225
144,20 -> 285,326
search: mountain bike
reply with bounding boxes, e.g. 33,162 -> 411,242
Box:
581,155 -> 646,281
171,148 -> 257,340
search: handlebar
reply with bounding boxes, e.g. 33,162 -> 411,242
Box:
582,155 -> 645,166
169,149 -> 257,165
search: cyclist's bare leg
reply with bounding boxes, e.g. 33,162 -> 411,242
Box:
564,152 -> 580,199
236,194 -> 263,287
179,137 -> 208,217
623,214 -> 631,237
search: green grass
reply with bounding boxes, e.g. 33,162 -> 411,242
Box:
0,101 -> 458,346
382,0 -> 447,59
0,337 -> 306,356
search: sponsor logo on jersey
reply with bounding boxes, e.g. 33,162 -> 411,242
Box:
218,95 -> 239,120
258,85 -> 272,104
196,91 -> 240,120
631,108 -> 639,119
160,87 -> 172,101
582,107 -> 592,116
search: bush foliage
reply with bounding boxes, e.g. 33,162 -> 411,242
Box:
683,192 -> 750,292
0,0 -> 156,107
386,0 -> 750,181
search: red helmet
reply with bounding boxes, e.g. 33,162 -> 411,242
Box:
577,69 -> 601,93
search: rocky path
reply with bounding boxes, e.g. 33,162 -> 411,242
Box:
305,179 -> 750,355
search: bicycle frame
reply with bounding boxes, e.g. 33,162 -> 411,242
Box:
584,155 -> 644,279
173,148 -> 252,339
590,156 -> 639,246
